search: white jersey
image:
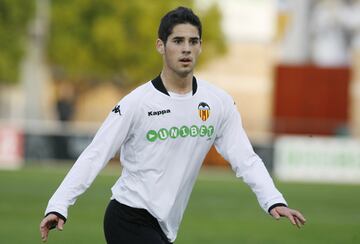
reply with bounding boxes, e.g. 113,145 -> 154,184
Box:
45,76 -> 286,242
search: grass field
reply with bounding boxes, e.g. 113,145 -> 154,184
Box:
0,164 -> 359,244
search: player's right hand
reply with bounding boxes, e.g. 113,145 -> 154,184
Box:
40,213 -> 65,242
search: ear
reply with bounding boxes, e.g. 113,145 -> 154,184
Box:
156,39 -> 165,55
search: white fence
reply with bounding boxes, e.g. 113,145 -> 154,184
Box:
274,136 -> 360,184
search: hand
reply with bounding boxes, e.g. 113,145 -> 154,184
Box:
39,213 -> 65,242
270,206 -> 306,228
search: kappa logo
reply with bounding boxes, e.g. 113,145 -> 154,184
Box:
112,105 -> 122,115
148,109 -> 171,117
198,102 -> 210,121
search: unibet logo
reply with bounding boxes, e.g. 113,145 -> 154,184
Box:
169,127 -> 179,138
190,125 -> 199,137
146,130 -> 158,142
180,126 -> 189,137
158,128 -> 169,140
146,125 -> 215,142
199,125 -> 207,137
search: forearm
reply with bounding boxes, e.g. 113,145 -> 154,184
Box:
236,154 -> 287,212
45,144 -> 112,218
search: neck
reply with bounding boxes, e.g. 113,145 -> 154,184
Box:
160,69 -> 193,94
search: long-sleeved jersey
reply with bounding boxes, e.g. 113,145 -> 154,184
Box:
45,76 -> 286,242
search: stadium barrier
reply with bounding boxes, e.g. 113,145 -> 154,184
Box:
0,120 -> 275,172
22,120 -> 98,162
274,136 -> 360,184
0,120 -> 274,172
0,126 -> 23,169
24,133 -> 274,171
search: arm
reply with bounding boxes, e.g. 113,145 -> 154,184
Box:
214,96 -> 306,227
39,97 -> 136,242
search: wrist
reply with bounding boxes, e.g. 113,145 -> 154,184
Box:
268,203 -> 287,214
45,211 -> 67,223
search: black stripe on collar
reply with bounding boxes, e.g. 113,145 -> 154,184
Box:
151,75 -> 198,96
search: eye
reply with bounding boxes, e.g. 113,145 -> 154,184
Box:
190,39 -> 200,45
173,39 -> 182,44
190,39 -> 199,45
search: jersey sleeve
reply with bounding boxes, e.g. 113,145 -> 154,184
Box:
214,95 -> 287,212
45,95 -> 137,219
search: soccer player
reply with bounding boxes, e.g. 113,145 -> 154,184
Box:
40,6 -> 306,244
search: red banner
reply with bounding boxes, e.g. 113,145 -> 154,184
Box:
0,127 -> 23,169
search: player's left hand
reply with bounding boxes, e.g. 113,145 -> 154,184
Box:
270,206 -> 306,228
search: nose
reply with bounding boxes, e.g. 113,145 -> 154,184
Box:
182,42 -> 191,54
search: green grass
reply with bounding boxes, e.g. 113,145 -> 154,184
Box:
0,164 -> 359,244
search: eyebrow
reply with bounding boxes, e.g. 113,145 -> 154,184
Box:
171,36 -> 200,41
190,37 -> 200,41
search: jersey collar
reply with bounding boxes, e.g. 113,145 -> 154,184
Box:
151,75 -> 198,96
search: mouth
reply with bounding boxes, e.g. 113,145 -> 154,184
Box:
179,57 -> 192,64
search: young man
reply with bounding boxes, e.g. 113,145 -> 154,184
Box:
40,6 -> 306,244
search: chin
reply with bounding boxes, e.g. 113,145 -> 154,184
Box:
177,69 -> 193,77
179,66 -> 194,73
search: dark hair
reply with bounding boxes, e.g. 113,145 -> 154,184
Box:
158,6 -> 202,43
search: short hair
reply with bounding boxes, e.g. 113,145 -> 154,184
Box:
158,6 -> 202,44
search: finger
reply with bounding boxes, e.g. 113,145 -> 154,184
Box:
270,209 -> 281,220
40,220 -> 49,242
293,210 -> 306,224
294,216 -> 302,228
40,227 -> 49,242
41,232 -> 48,243
57,218 -> 65,231
294,215 -> 306,226
40,229 -> 47,242
40,216 -> 58,242
284,211 -> 297,226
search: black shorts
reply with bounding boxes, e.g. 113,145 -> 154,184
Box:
103,199 -> 172,244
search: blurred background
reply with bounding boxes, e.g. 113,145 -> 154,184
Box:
0,0 -> 360,243
1,0 -> 359,183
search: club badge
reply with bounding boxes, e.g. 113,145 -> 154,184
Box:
198,102 -> 210,121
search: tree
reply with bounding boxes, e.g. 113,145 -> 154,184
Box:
198,4 -> 227,66
0,0 -> 35,84
48,0 -> 226,88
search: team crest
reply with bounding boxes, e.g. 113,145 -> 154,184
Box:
198,102 -> 210,121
